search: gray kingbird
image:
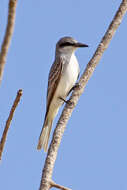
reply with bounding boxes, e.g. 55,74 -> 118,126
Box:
37,36 -> 88,151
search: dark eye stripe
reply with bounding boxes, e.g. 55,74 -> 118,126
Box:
59,42 -> 74,47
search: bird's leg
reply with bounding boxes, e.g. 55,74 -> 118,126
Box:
71,82 -> 80,91
59,97 -> 68,103
59,97 -> 72,105
59,83 -> 81,105
68,82 -> 80,95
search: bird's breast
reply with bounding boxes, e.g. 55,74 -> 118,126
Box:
48,54 -> 80,119
56,54 -> 80,98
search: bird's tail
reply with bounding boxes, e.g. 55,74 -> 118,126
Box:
37,119 -> 52,152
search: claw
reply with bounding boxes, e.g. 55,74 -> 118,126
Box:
71,83 -> 80,91
67,83 -> 80,95
59,97 -> 68,103
59,97 -> 73,105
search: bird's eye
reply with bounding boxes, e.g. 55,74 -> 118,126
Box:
59,42 -> 74,47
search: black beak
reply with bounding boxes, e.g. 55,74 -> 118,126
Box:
75,42 -> 88,48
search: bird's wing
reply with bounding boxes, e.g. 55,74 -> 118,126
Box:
45,57 -> 63,117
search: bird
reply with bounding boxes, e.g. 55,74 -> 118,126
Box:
37,36 -> 88,151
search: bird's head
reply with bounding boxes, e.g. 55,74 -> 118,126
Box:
56,36 -> 88,55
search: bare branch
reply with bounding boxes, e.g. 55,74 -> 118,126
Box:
0,89 -> 23,161
50,180 -> 71,190
39,0 -> 127,189
0,0 -> 17,84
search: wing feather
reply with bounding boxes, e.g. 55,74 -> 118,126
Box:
45,58 -> 63,117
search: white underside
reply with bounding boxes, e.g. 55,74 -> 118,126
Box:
48,53 -> 80,120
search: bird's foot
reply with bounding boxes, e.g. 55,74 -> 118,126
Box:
71,83 -> 80,91
68,83 -> 80,95
59,97 -> 73,106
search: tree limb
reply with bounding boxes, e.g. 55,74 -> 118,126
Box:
0,0 -> 17,85
0,89 -> 23,161
39,0 -> 127,189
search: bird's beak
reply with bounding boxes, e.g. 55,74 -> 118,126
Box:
75,42 -> 88,48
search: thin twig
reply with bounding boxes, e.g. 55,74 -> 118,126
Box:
0,89 -> 23,161
39,1 -> 127,190
0,0 -> 17,84
50,180 -> 71,190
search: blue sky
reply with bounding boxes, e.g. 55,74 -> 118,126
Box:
0,0 -> 127,190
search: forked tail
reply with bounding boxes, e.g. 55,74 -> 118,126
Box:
37,120 -> 52,152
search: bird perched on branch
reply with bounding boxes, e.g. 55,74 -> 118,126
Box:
37,36 -> 88,152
